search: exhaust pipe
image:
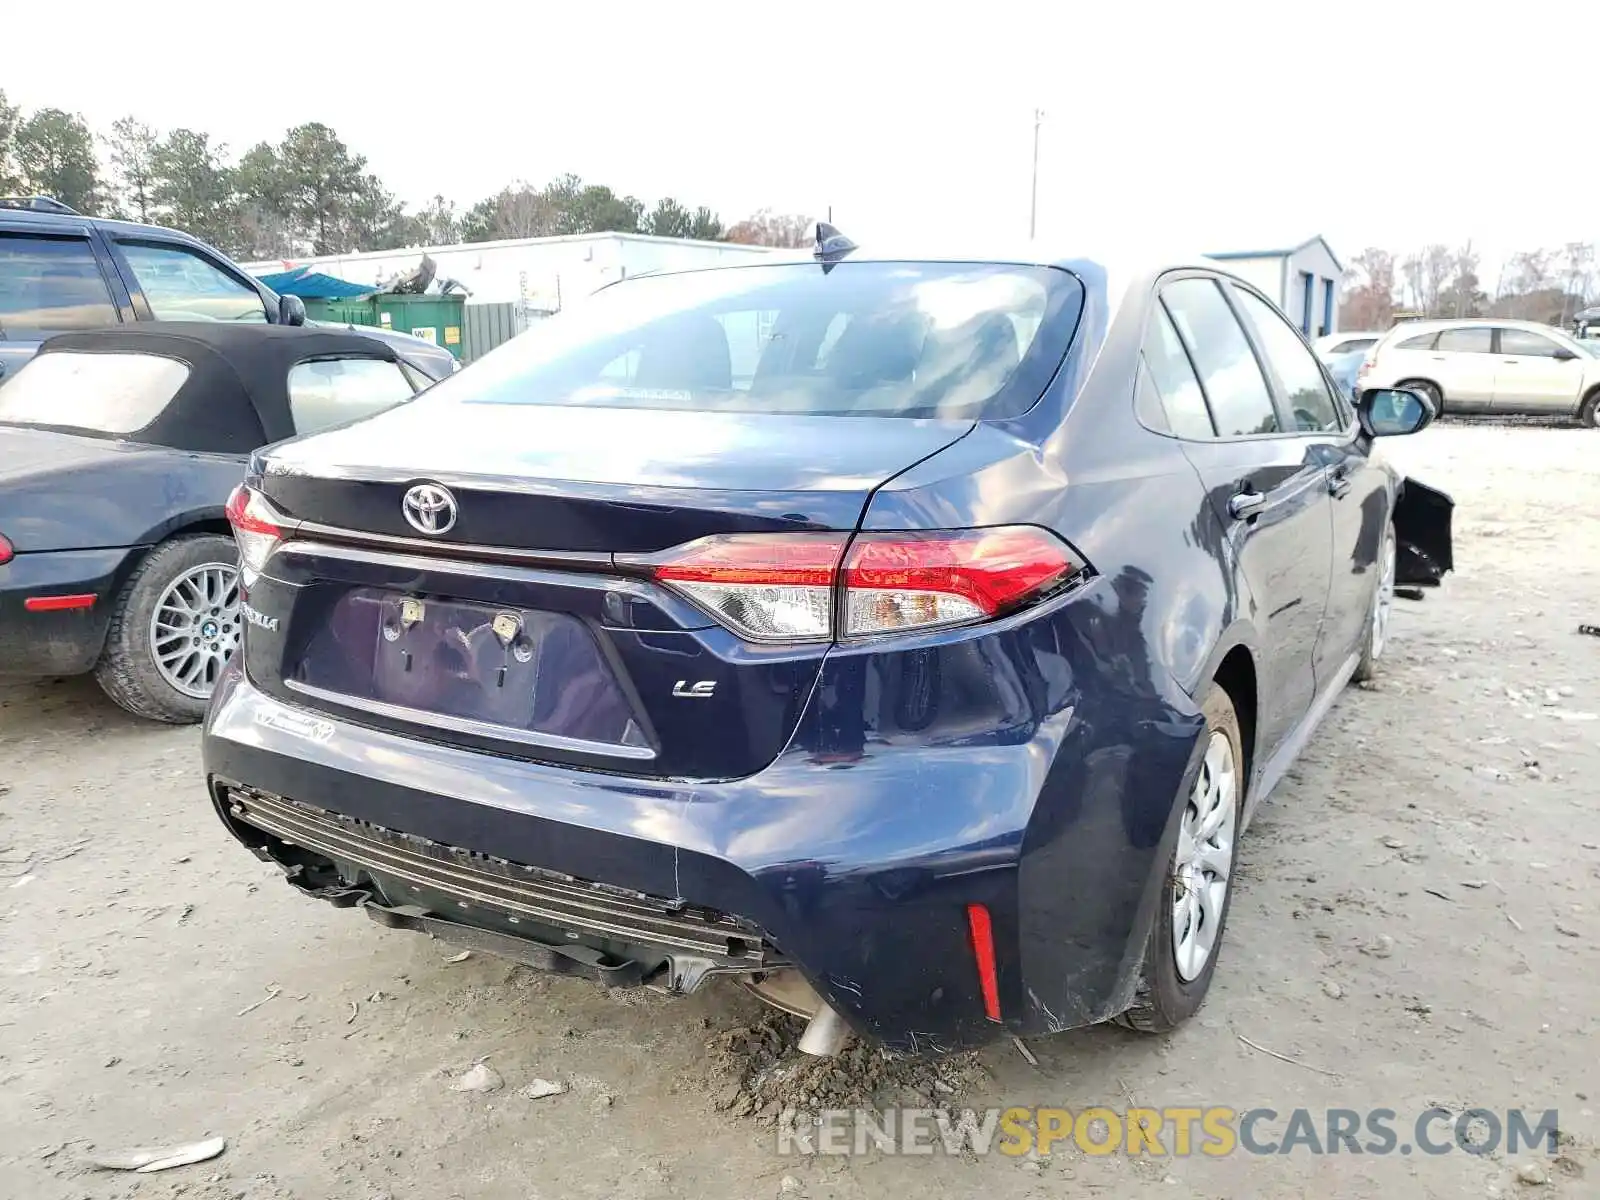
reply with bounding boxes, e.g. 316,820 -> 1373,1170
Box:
797,1001 -> 851,1057
740,969 -> 853,1057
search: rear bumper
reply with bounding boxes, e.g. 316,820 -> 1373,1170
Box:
202,588 -> 1206,1052
0,546 -> 132,676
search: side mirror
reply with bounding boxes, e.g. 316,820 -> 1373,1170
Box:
1552,347 -> 1578,362
1357,387 -> 1434,438
278,294 -> 307,327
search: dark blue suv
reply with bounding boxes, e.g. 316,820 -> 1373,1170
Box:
204,236 -> 1453,1055
0,197 -> 456,382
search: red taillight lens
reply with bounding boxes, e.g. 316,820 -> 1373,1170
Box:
0,533 -> 12,566
842,528 -> 1079,637
651,533 -> 849,641
225,483 -> 282,583
645,526 -> 1083,643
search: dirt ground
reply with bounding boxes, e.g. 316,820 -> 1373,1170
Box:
2,423 -> 1597,1200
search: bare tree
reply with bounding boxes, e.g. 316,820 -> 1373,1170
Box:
1338,247 -> 1396,330
725,209 -> 814,248
1418,244 -> 1452,316
1560,242 -> 1595,324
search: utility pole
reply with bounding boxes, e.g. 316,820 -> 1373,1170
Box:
1029,108 -> 1045,240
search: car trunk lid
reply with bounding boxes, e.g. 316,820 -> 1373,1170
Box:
243,402 -> 975,780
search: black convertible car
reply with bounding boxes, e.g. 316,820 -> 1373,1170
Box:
0,324 -> 443,721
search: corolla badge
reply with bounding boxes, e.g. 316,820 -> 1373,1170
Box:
402,482 -> 457,535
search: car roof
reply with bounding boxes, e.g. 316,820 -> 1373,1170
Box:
27,323 -> 401,452
1384,316 -> 1568,335
0,205 -> 217,247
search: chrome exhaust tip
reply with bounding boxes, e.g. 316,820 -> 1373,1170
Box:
796,1001 -> 851,1057
739,969 -> 852,1057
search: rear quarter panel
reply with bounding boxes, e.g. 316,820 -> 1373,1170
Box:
1,442 -> 245,553
852,272 -> 1257,1030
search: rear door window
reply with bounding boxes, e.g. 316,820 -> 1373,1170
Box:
422,261 -> 1084,421
0,234 -> 118,334
1231,287 -> 1344,432
1161,278 -> 1281,436
117,241 -> 269,323
288,357 -> 419,434
0,351 -> 188,432
1435,327 -> 1492,353
1141,307 -> 1215,438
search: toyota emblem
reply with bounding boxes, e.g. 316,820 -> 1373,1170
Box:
402,482 -> 457,535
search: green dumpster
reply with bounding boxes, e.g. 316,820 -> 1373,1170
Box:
302,294 -> 467,361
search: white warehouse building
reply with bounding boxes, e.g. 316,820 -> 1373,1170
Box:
1206,236 -> 1344,338
243,232 -> 778,314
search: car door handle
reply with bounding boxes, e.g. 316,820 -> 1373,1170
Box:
1228,488 -> 1267,520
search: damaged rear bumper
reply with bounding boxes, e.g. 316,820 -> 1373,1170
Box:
202,582 -> 1203,1054
1394,477 -> 1455,587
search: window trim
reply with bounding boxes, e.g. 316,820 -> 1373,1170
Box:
0,230 -> 125,336
107,236 -> 273,325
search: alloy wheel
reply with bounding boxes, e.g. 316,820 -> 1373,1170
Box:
148,562 -> 241,699
1371,530 -> 1396,662
1171,730 -> 1238,982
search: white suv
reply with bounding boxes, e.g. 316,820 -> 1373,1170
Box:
1359,318 -> 1600,426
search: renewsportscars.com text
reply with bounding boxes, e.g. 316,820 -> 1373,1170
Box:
775,1106 -> 1561,1158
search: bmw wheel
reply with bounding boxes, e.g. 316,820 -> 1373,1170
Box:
1119,683 -> 1244,1033
94,535 -> 242,723
1353,522 -> 1396,683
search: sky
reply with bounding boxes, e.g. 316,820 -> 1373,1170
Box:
7,1 -> 1593,273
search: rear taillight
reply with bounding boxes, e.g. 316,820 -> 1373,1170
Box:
646,526 -> 1084,643
843,528 -> 1079,637
651,533 -> 848,642
0,533 -> 12,566
225,484 -> 282,584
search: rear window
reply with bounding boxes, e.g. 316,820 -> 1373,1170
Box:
423,261 -> 1084,420
0,234 -> 118,333
0,351 -> 189,433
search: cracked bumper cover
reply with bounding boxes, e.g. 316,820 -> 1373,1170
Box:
203,646 -> 1202,1053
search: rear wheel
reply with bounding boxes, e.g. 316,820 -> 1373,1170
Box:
1118,684 -> 1243,1033
1581,389 -> 1600,429
94,535 -> 241,723
1353,522 -> 1397,683
1398,378 -> 1442,417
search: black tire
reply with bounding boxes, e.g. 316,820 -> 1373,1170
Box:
93,535 -> 240,724
1353,521 -> 1396,684
1397,379 -> 1442,417
1118,684 -> 1245,1034
1581,389 -> 1600,429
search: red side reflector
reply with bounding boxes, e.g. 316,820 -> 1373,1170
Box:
24,593 -> 97,612
0,533 -> 12,566
966,902 -> 1002,1022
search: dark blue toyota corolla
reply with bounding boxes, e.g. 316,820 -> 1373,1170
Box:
203,233 -> 1454,1056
